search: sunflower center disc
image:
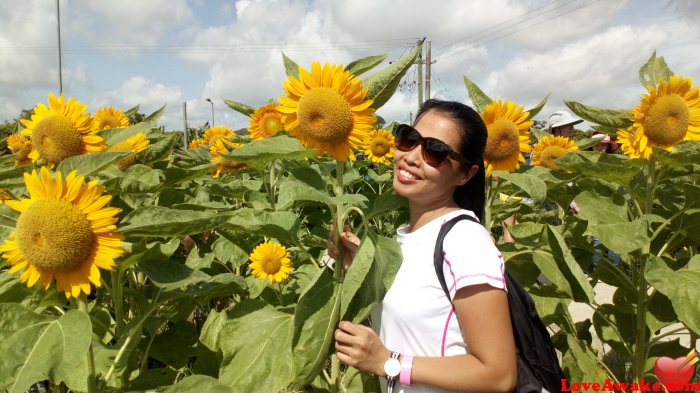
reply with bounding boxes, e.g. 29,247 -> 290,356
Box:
643,94 -> 690,146
262,114 -> 283,136
11,142 -> 31,161
15,199 -> 95,272
260,254 -> 282,275
31,115 -> 83,164
370,136 -> 390,157
297,87 -> 353,144
485,119 -> 521,161
540,145 -> 570,169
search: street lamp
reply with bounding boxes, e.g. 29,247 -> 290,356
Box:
205,98 -> 215,127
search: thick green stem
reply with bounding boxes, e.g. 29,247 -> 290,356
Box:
333,161 -> 346,282
632,159 -> 657,383
76,294 -> 96,393
330,354 -> 341,393
484,176 -> 496,231
269,159 -> 277,209
111,270 -> 124,338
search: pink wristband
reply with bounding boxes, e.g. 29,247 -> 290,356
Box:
399,354 -> 414,386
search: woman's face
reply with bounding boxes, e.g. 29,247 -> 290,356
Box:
393,111 -> 471,206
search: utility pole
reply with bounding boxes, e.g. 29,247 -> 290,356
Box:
425,40 -> 432,100
182,102 -> 188,148
416,38 -> 425,106
56,0 -> 63,94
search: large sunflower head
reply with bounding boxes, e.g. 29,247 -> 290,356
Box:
92,106 -> 131,131
531,135 -> 578,170
278,62 -> 376,162
20,93 -> 105,167
618,75 -> 700,159
210,138 -> 245,178
7,134 -> 33,166
202,126 -> 236,146
362,129 -> 395,165
0,167 -> 125,298
107,132 -> 151,171
248,240 -> 292,283
480,99 -> 532,176
249,103 -> 285,140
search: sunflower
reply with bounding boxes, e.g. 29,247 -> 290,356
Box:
248,240 -> 292,283
210,138 -> 245,178
107,132 -> 151,171
617,75 -> 700,159
188,139 -> 205,149
92,106 -> 131,131
362,129 -> 395,165
480,100 -> 532,176
20,93 -> 104,167
278,62 -> 376,161
201,126 -> 236,146
0,167 -> 125,298
249,103 -> 285,140
531,135 -> 578,170
7,134 -> 33,165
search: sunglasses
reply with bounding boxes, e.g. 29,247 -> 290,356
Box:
394,124 -> 471,167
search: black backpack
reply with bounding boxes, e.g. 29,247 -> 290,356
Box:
433,214 -> 565,393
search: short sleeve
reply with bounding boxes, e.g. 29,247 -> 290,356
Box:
440,220 -> 506,299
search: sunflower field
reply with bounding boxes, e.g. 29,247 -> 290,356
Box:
0,47 -> 698,393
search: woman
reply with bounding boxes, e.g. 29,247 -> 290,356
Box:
330,99 -> 517,393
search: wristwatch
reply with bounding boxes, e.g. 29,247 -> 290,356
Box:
384,351 -> 401,393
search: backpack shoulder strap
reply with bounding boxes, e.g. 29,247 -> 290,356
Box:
433,214 -> 480,303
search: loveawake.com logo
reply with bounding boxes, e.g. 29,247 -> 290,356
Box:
561,349 -> 698,392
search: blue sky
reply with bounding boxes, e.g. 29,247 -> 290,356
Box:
1,0 -> 698,131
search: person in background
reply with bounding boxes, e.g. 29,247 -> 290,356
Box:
548,110 -> 583,138
591,133 -> 617,153
329,99 -> 517,393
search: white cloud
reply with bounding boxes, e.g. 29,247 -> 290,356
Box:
96,77 -> 184,128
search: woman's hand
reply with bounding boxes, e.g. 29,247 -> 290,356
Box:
334,321 -> 390,376
327,225 -> 361,272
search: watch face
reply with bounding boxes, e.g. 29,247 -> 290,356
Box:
384,358 -> 401,377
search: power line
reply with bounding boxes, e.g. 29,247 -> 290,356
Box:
433,0 -> 576,55
435,0 -> 602,61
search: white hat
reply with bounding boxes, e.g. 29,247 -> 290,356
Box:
548,111 -> 583,129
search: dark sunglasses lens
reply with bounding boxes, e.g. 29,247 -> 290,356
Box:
396,125 -> 421,151
423,138 -> 451,166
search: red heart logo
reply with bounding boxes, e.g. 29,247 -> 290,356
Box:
654,356 -> 695,391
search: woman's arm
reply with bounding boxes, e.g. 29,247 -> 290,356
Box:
334,283 -> 517,393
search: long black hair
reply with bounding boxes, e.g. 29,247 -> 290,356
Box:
413,99 -> 487,222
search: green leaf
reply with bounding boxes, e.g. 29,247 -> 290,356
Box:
223,208 -> 299,244
56,151 -> 130,176
547,225 -> 595,303
638,50 -> 674,89
224,135 -> 314,168
282,51 -> 300,79
532,250 -> 573,298
525,93 -> 550,119
217,301 -> 295,392
223,98 -> 255,117
123,103 -> 140,118
292,268 -> 341,385
212,236 -> 249,267
148,321 -> 198,369
584,221 -> 649,255
463,75 -> 492,113
345,54 -> 388,76
592,259 -> 636,297
564,100 -> 632,129
139,259 -> 211,292
163,164 -> 215,187
556,150 -> 645,188
363,46 -> 420,110
135,133 -> 177,164
277,178 -> 333,210
120,164 -> 162,193
0,303 -> 53,339
0,310 -> 91,393
653,140 -> 700,168
646,255 -> 700,334
163,375 -> 234,393
98,119 -> 159,146
492,171 -> 547,204
366,190 -> 408,221
340,236 -> 375,319
591,304 -> 635,357
143,104 -> 167,124
119,206 -> 234,237
575,188 -> 628,225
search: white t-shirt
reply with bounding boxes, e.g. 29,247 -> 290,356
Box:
375,209 -> 506,393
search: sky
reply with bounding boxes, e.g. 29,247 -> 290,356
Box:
1,0 -> 699,133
